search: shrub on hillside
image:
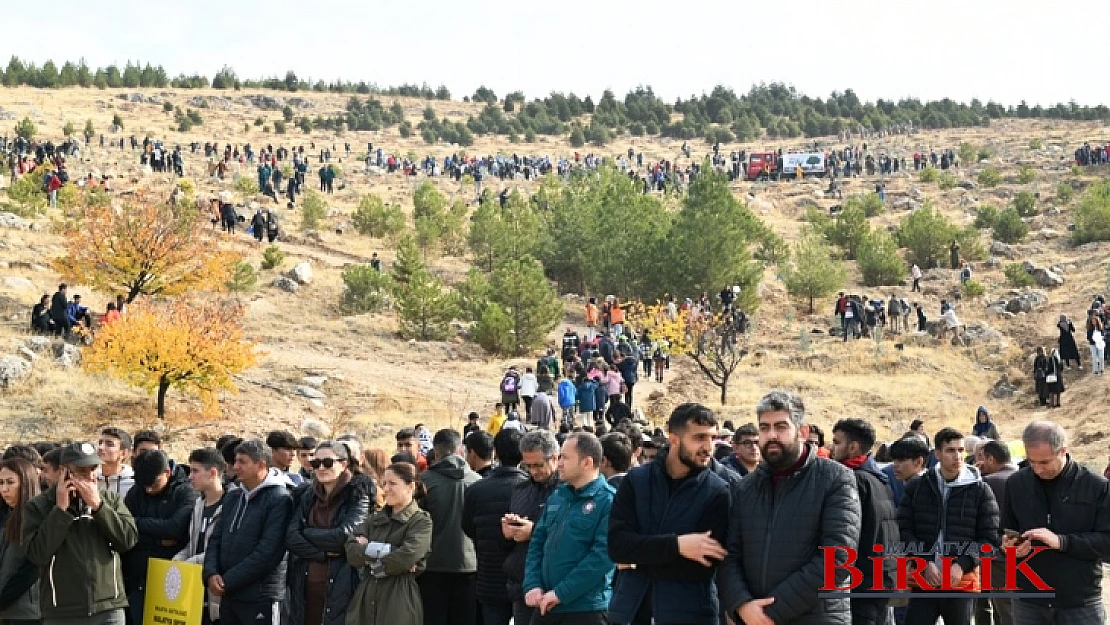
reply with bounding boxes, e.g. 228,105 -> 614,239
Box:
226,261 -> 258,292
341,265 -> 391,314
234,176 -> 259,197
111,113 -> 124,130
1056,181 -> 1074,204
352,194 -> 405,239
978,167 -> 1002,188
1072,179 -> 1110,244
974,205 -> 999,229
846,192 -> 884,217
958,142 -> 977,165
919,168 -> 939,183
1005,263 -> 1035,287
992,207 -> 1029,243
937,172 -> 958,190
300,191 -> 327,231
274,120 -> 287,134
1028,138 -> 1043,150
569,125 -> 585,148
963,279 -> 986,298
977,147 -> 995,162
858,230 -> 906,287
1012,190 -> 1037,217
261,245 -> 285,270
1018,165 -> 1036,184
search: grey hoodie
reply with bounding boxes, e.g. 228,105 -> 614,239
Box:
98,465 -> 135,499
933,464 -> 981,564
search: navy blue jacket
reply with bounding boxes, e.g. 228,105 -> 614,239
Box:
203,471 -> 294,601
609,448 -> 731,625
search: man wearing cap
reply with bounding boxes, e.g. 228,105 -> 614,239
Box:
23,442 -> 139,625
123,450 -> 197,625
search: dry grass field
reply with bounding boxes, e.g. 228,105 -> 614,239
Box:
1,86 -> 1108,470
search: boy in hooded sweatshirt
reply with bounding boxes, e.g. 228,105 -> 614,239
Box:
896,427 -> 999,625
98,427 -> 135,498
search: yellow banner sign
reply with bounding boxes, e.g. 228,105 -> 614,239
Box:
143,559 -> 204,625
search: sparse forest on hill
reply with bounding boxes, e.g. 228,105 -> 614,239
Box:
1,75 -> 1110,472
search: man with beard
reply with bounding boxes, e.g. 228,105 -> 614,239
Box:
608,403 -> 731,625
830,419 -> 898,625
719,390 -> 860,625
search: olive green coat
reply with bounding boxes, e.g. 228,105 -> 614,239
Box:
344,500 -> 432,625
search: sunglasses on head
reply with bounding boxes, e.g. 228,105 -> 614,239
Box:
310,458 -> 344,469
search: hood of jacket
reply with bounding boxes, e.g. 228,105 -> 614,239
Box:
858,455 -> 890,485
98,465 -> 135,493
428,454 -> 469,480
932,463 -> 981,493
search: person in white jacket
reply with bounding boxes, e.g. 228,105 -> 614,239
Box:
174,448 -> 227,625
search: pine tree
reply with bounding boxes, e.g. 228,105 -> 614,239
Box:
664,166 -> 764,311
858,231 -> 907,287
351,194 -> 404,239
782,230 -> 847,313
823,203 -> 871,260
486,256 -> 564,355
391,234 -> 424,287
395,266 -> 458,341
468,199 -> 507,272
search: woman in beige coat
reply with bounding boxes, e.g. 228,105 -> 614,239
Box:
344,462 -> 432,625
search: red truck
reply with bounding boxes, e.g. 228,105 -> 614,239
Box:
745,152 -> 779,180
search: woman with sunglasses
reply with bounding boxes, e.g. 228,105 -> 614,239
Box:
286,442 -> 370,625
0,458 -> 41,625
345,462 -> 432,625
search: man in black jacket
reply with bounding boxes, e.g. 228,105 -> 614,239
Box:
203,440 -> 293,625
124,450 -> 197,625
502,430 -> 560,625
897,427 -> 999,625
719,390 -> 861,625
831,419 -> 898,625
608,403 -> 731,625
462,429 -> 527,625
1002,421 -> 1110,625
49,283 -> 71,338
976,440 -> 1018,625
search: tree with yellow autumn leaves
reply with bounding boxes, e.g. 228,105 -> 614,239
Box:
53,197 -> 240,303
83,297 -> 258,419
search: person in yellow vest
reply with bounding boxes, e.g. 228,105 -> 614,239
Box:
487,403 -> 506,436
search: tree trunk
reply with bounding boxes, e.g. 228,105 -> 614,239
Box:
808,296 -> 814,315
157,376 -> 170,419
720,375 -> 729,405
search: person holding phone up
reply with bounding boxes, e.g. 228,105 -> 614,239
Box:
22,442 -> 139,625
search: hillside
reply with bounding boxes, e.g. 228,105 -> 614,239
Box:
1,86 -> 1108,466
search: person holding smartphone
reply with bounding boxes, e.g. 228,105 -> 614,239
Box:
22,442 -> 139,625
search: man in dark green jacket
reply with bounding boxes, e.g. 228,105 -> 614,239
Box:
524,432 -> 615,625
23,441 -> 139,625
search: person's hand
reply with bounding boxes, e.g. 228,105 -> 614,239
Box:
923,562 -> 942,588
70,477 -> 101,512
55,479 -> 71,510
677,531 -> 728,567
949,562 -> 965,587
524,588 -> 543,608
1023,528 -> 1061,550
538,590 -> 560,615
207,575 -> 225,597
355,536 -> 368,546
737,598 -> 775,625
501,514 -> 519,540
1003,533 -> 1033,558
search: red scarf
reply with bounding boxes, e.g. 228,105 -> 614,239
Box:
842,455 -> 869,470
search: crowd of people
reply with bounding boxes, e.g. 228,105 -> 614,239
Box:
0,391 -> 1101,625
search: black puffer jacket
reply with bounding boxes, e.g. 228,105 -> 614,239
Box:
850,457 -> 899,593
203,471 -> 294,601
719,445 -> 861,625
897,465 -> 999,575
502,475 -> 559,599
461,466 -> 528,603
123,469 -> 197,593
285,475 -> 370,625
1001,458 -> 1110,608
